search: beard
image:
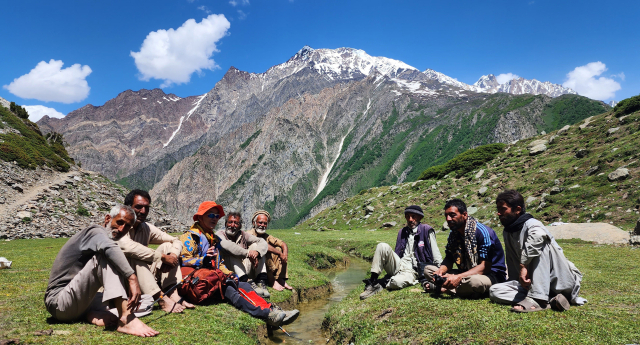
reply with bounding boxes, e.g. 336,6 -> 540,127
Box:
499,212 -> 519,227
225,227 -> 240,238
255,224 -> 267,235
448,219 -> 466,232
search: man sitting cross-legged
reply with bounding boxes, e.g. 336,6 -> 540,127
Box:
360,205 -> 443,300
117,189 -> 193,313
422,199 -> 507,298
489,190 -> 587,312
180,201 -> 299,327
216,212 -> 271,298
44,205 -> 159,337
246,210 -> 293,291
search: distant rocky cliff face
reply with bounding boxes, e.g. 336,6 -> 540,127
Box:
38,89 -> 207,190
39,46 -> 608,226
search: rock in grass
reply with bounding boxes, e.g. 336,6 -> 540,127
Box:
529,144 -> 547,156
365,205 -> 375,214
478,187 -> 488,197
467,206 -> 478,215
475,169 -> 485,179
550,186 -> 564,195
528,139 -> 549,148
585,166 -> 600,176
575,149 -> 588,158
12,184 -> 23,192
607,127 -> 620,135
557,125 -> 571,135
526,196 -> 537,205
608,168 -> 629,182
382,221 -> 397,228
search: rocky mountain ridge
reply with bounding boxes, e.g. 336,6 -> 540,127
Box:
472,74 -> 578,97
36,46 -> 608,227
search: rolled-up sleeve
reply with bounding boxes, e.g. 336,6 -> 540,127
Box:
521,224 -> 548,265
148,223 -> 182,257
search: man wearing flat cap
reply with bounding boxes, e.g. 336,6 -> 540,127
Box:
360,205 -> 442,300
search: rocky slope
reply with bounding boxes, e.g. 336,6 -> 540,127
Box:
37,47 -> 608,228
299,106 -> 640,240
0,160 -> 185,240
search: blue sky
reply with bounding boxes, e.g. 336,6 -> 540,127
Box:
1,0 -> 638,121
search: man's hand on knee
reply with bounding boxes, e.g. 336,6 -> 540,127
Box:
248,250 -> 260,267
161,253 -> 179,268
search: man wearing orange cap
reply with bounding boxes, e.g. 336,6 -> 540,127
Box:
179,201 -> 299,327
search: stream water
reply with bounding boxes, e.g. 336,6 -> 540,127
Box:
266,258 -> 369,344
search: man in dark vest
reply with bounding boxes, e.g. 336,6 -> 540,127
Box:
360,205 -> 442,300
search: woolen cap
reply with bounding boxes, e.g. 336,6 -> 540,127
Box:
193,201 -> 225,221
404,205 -> 424,217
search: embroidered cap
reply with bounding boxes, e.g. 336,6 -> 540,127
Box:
404,205 -> 424,217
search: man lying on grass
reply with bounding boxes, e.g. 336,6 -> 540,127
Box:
360,205 -> 442,300
180,201 -> 299,327
422,199 -> 507,298
117,189 -> 194,313
246,210 -> 293,291
44,205 -> 159,337
490,190 -> 587,312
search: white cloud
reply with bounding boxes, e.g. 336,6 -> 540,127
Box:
562,61 -> 621,100
23,105 -> 66,122
229,0 -> 249,6
197,5 -> 211,13
3,60 -> 91,104
496,73 -> 520,84
238,10 -> 247,20
130,14 -> 231,87
614,72 -> 625,81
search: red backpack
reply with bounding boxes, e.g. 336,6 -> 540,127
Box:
178,266 -> 229,304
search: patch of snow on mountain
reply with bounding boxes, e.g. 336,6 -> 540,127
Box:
392,79 -> 437,96
423,69 -> 472,90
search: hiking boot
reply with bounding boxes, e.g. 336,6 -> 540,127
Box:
258,281 -> 271,299
266,308 -> 285,327
250,281 -> 270,299
272,305 -> 300,325
359,282 -> 383,300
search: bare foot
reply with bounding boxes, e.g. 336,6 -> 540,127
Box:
117,314 -> 159,337
169,290 -> 195,309
158,296 -> 185,313
87,310 -> 118,327
284,282 -> 293,290
272,280 -> 285,291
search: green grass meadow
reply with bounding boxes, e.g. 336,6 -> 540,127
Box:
1,227 -> 639,344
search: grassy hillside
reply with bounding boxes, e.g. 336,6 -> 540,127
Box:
0,103 -> 74,171
298,103 -> 639,233
271,94 -> 608,228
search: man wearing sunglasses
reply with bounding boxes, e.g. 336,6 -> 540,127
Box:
118,190 -> 193,313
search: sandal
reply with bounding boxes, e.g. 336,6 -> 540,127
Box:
510,297 -> 550,313
422,280 -> 437,293
550,294 -> 570,311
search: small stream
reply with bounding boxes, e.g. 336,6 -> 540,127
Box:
266,258 -> 369,344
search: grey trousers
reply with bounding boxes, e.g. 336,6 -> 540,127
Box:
50,254 -> 129,322
221,243 -> 267,279
489,252 -> 577,304
424,265 -> 494,299
370,243 -> 418,290
128,242 -> 182,296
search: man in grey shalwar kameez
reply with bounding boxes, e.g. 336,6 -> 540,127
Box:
489,190 -> 586,312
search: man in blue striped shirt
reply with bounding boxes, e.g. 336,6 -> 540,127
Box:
423,199 -> 506,298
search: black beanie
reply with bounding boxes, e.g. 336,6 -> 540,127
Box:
404,205 -> 424,217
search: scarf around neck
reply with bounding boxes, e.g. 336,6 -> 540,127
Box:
503,213 -> 534,233
445,216 -> 478,271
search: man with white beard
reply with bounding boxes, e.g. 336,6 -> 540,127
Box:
45,205 -> 159,337
247,210 -> 292,291
216,212 -> 271,298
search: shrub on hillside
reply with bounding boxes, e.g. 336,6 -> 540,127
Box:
9,102 -> 29,120
613,94 -> 640,117
418,143 -> 506,180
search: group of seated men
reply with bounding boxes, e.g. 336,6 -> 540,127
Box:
360,189 -> 586,313
44,189 -> 296,337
